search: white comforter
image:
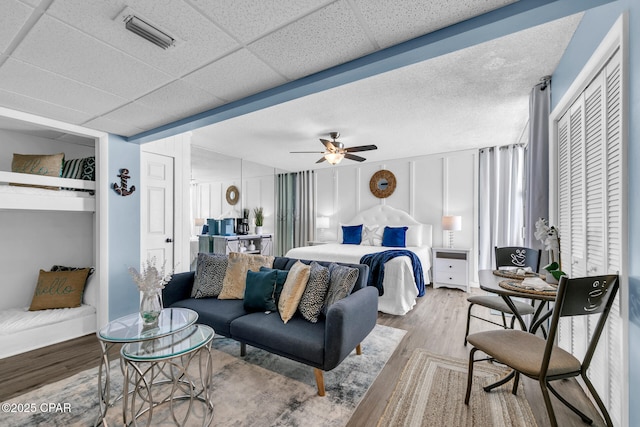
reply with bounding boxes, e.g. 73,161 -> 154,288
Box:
285,243 -> 431,315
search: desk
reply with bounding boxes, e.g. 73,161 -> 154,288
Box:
478,269 -> 555,333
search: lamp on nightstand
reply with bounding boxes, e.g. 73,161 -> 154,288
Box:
316,217 -> 330,242
442,215 -> 461,248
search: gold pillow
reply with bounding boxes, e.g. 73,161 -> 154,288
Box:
218,252 -> 274,299
278,261 -> 311,323
11,153 -> 65,190
29,269 -> 91,311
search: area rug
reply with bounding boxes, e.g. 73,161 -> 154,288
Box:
377,349 -> 538,427
0,324 -> 405,427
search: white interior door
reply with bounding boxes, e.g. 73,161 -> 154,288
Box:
141,152 -> 174,272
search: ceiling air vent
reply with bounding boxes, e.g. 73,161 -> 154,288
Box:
116,7 -> 175,50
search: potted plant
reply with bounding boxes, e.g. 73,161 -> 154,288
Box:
534,218 -> 566,284
253,207 -> 264,235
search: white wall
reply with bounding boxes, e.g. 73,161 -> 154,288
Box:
315,149 -> 478,284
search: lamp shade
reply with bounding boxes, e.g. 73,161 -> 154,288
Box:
316,217 -> 330,229
442,215 -> 462,231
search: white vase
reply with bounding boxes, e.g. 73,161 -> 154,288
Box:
545,270 -> 558,284
255,226 -> 263,235
140,289 -> 163,325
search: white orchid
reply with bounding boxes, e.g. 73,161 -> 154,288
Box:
534,218 -> 561,265
129,257 -> 173,293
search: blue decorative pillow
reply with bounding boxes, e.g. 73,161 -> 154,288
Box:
259,267 -> 289,306
342,224 -> 363,245
244,270 -> 278,312
382,226 -> 408,247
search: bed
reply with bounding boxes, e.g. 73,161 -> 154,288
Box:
0,170 -> 98,358
286,205 -> 432,315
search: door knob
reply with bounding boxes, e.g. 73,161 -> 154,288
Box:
166,238 -> 173,243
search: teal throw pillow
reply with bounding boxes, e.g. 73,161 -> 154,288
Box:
244,270 -> 278,312
260,266 -> 289,306
382,226 -> 408,247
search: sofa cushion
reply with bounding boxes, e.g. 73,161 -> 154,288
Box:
191,253 -> 228,298
244,270 -> 278,312
230,312 -> 326,367
298,262 -> 330,323
259,267 -> 288,305
322,263 -> 359,315
169,298 -> 247,337
219,253 -> 274,300
278,261 -> 310,323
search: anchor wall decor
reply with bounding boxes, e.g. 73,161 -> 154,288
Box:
113,168 -> 136,196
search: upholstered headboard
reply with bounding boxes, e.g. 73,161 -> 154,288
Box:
344,205 -> 433,248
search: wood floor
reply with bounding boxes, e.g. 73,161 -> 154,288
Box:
0,286 -> 606,426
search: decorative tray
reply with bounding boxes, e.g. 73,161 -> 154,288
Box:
492,269 -> 541,280
498,280 -> 557,296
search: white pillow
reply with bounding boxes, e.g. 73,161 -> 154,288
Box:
360,224 -> 383,246
405,224 -> 423,247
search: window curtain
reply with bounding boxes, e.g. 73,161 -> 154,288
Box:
478,145 -> 526,269
524,81 -> 551,249
276,170 -> 315,256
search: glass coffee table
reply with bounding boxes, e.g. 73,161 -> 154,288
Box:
121,324 -> 214,426
96,308 -> 199,425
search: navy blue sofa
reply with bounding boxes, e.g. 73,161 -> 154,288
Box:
162,256 -> 378,396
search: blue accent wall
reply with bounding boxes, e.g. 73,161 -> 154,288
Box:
108,134 -> 140,320
552,1 -> 638,424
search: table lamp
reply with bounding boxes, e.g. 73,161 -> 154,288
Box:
316,217 -> 330,241
442,215 -> 462,248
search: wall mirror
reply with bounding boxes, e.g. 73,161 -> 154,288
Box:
369,169 -> 397,198
226,185 -> 239,205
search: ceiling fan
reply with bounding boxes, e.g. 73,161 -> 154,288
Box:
290,132 -> 377,165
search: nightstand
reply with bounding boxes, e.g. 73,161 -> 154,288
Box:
432,247 -> 470,292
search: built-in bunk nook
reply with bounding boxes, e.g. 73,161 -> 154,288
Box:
0,107 -> 108,359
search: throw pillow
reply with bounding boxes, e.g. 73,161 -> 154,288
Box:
191,253 -> 228,298
11,153 -> 64,190
29,268 -> 91,311
278,261 -> 311,323
342,224 -> 363,245
405,224 -> 424,247
218,253 -> 274,299
322,263 -> 359,315
80,156 -> 96,181
243,270 -> 278,312
382,226 -> 409,247
259,267 -> 289,305
298,262 -> 330,323
61,158 -> 85,180
360,224 -> 382,246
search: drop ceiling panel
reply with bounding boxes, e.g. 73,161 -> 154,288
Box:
83,115 -> 145,136
0,0 -> 32,53
135,80 -> 224,121
0,59 -> 127,116
46,0 -> 239,77
0,88 -> 93,125
249,1 -> 376,80
191,0 -> 333,43
12,15 -> 173,99
95,100 -> 180,133
354,0 -> 517,48
183,48 -> 288,102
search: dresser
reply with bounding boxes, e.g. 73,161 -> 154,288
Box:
432,247 -> 470,292
199,234 -> 273,256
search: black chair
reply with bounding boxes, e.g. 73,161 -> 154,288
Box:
464,247 -> 541,345
465,274 -> 619,427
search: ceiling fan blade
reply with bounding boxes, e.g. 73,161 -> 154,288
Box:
290,151 -> 325,153
320,138 -> 336,151
344,144 -> 377,153
344,153 -> 366,162
316,156 -> 327,164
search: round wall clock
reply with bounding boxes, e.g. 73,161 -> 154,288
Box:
369,169 -> 396,198
226,185 -> 239,205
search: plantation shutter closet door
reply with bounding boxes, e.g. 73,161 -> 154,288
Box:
555,48 -> 623,426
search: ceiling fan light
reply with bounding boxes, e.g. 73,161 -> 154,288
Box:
325,152 -> 344,165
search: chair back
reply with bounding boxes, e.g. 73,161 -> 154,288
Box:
494,246 -> 541,272
543,274 -> 619,375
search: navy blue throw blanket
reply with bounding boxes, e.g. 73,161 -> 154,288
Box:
359,250 -> 425,297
